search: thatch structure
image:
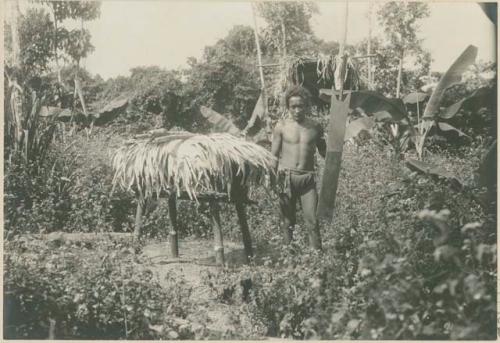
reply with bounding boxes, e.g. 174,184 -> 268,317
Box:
270,54 -> 361,109
112,131 -> 277,201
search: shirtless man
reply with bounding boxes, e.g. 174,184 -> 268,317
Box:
271,86 -> 326,250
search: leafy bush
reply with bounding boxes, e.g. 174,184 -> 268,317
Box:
4,236 -> 198,339
202,143 -> 496,340
4,149 -> 73,235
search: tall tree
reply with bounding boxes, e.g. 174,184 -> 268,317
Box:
256,2 -> 318,57
5,0 -> 24,152
377,2 -> 430,98
42,1 -> 101,116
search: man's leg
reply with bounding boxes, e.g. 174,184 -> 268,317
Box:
300,187 -> 322,250
279,193 -> 296,244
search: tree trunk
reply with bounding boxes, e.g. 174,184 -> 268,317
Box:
50,5 -> 63,86
134,197 -> 144,242
209,201 -> 225,267
168,194 -> 179,258
281,19 -> 287,57
74,74 -> 88,117
9,0 -> 21,65
251,3 -> 266,92
8,0 -> 23,152
367,3 -> 373,89
396,50 -> 404,98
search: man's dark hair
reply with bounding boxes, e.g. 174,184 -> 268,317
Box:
284,85 -> 312,108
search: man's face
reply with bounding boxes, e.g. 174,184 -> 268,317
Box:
288,96 -> 307,122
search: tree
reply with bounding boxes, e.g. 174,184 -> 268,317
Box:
221,25 -> 258,58
5,0 -> 24,153
377,2 -> 430,98
256,2 -> 319,57
4,8 -> 55,78
41,1 -> 101,116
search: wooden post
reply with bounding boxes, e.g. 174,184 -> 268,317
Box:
234,195 -> 253,264
367,2 -> 373,90
251,3 -> 266,94
167,193 -> 179,258
209,201 -> 225,267
134,197 -> 144,241
317,0 -> 351,223
396,50 -> 404,98
245,3 -> 269,135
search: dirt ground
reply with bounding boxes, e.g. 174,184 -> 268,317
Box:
141,238 -> 267,338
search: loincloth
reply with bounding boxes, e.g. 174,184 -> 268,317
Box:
277,168 -> 317,197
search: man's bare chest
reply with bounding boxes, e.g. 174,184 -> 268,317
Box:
282,125 -> 319,144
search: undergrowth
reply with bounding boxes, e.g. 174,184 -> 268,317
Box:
202,142 -> 496,340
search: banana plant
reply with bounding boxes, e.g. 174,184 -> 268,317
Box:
415,45 -> 478,159
321,46 -> 481,160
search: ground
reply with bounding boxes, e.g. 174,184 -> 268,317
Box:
141,237 -> 278,338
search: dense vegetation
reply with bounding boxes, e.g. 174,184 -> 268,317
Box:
4,1 -> 496,340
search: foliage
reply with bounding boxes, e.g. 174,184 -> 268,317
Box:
377,2 -> 430,54
256,2 -> 319,57
203,143 -> 496,340
4,8 -> 55,77
4,236 -> 198,339
215,25 -> 259,58
4,127 -> 134,235
354,36 -> 431,97
185,48 -> 260,129
127,66 -> 182,116
41,0 -> 101,64
4,85 -> 60,161
374,2 -> 431,97
4,148 -> 74,235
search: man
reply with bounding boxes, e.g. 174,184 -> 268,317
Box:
271,85 -> 326,250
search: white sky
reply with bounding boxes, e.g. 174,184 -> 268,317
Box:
22,1 -> 496,80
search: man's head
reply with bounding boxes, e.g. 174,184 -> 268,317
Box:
285,86 -> 311,122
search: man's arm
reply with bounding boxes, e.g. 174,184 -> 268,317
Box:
316,123 -> 326,158
270,121 -> 283,170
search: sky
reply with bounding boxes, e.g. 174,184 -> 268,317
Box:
46,1 -> 496,80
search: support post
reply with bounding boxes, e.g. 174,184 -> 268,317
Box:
168,193 -> 179,258
134,196 -> 144,242
317,0 -> 351,223
234,193 -> 253,263
209,201 -> 225,267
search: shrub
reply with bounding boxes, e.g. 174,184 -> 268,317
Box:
4,236 -> 198,339
203,142 -> 496,340
4,150 -> 74,235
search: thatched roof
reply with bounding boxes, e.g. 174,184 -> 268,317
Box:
270,54 -> 361,108
112,131 -> 277,201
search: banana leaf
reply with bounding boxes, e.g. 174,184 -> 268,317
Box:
243,92 -> 266,136
94,97 -> 129,125
98,97 -> 129,115
437,122 -> 470,138
344,117 -> 375,141
373,111 -> 393,122
478,3 -> 497,24
40,106 -> 64,117
423,45 -> 478,118
439,86 -> 495,119
406,159 -> 464,189
200,106 -> 241,136
319,89 -> 409,124
403,92 -> 429,104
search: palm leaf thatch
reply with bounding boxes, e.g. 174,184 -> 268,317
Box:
271,54 -> 360,110
112,131 -> 277,201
